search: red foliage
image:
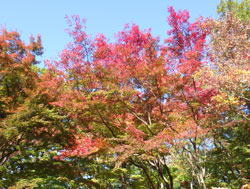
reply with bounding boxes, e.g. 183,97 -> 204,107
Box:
41,7 -> 219,161
54,135 -> 106,159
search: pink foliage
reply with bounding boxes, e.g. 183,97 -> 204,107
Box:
54,135 -> 105,160
44,8 -> 218,159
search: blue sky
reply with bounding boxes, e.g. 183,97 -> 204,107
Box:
0,0 -> 219,61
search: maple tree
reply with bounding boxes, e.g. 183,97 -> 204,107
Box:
0,29 -> 76,188
39,8 -> 223,189
0,29 -> 43,165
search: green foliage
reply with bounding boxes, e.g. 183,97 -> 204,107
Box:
217,0 -> 250,21
205,123 -> 250,188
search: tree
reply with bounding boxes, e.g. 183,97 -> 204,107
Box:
40,8 -> 222,188
198,4 -> 250,187
0,29 -> 76,188
0,28 -> 43,165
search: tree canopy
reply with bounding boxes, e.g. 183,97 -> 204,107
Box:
0,1 -> 249,188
